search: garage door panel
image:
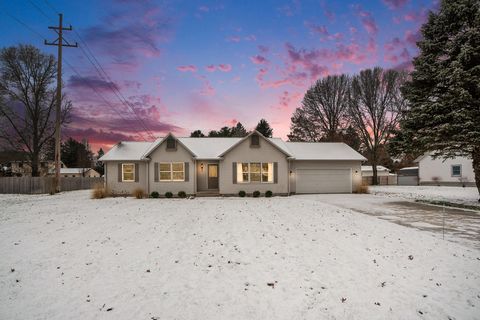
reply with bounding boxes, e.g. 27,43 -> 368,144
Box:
296,169 -> 351,194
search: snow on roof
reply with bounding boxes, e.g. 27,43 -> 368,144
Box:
361,165 -> 389,172
284,142 -> 366,161
60,168 -> 95,174
399,166 -> 418,170
100,138 -> 366,161
178,137 -> 242,159
99,141 -> 154,161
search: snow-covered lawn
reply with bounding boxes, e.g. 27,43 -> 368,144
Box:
1,191 -> 479,320
370,185 -> 480,208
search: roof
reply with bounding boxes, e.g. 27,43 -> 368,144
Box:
218,131 -> 292,157
60,168 -> 95,174
399,166 -> 419,171
284,142 -> 366,161
99,141 -> 154,161
100,135 -> 366,162
361,165 -> 389,172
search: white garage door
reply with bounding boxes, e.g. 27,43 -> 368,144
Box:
296,169 -> 352,194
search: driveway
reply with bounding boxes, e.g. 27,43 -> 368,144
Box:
304,194 -> 480,249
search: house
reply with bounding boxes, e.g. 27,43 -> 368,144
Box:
397,166 -> 419,186
8,160 -> 65,177
58,168 -> 101,178
415,153 -> 475,186
99,131 -> 366,196
361,165 -> 397,185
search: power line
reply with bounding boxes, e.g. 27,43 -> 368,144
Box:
39,0 -> 157,139
2,9 -> 150,143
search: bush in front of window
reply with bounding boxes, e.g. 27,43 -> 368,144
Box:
133,188 -> 144,199
239,190 -> 246,197
165,191 -> 173,198
150,191 -> 159,198
252,190 -> 260,198
265,190 -> 273,198
178,191 -> 186,198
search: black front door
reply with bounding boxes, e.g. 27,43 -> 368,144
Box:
208,164 -> 219,189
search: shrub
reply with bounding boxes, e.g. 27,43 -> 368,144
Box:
178,191 -> 187,198
165,191 -> 173,198
133,188 -> 144,199
150,191 -> 160,198
238,190 -> 246,197
265,190 -> 273,198
357,184 -> 369,194
91,183 -> 108,199
252,190 -> 260,198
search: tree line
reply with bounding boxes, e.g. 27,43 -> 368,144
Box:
190,118 -> 273,138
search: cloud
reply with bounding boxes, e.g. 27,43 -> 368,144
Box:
404,30 -> 421,46
82,1 -> 172,70
383,0 -> 409,9
218,64 -> 232,72
226,35 -> 241,42
358,10 -> 378,35
305,22 -> 329,36
250,55 -> 268,65
67,75 -> 119,92
258,45 -> 269,53
198,5 -> 209,12
205,65 -> 216,72
177,65 -> 198,72
194,75 -> 215,96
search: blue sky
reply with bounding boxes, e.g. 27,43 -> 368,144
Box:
0,0 -> 436,150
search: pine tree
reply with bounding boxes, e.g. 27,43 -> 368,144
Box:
231,122 -> 247,137
255,119 -> 273,137
190,130 -> 205,137
392,0 -> 480,198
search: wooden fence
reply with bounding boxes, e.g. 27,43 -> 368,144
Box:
0,177 -> 104,194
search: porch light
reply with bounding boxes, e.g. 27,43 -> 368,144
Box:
200,163 -> 204,171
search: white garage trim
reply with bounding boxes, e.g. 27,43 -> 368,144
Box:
295,168 -> 352,194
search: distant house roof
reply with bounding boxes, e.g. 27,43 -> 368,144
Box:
399,166 -> 419,171
60,168 -> 96,174
361,165 -> 389,172
99,135 -> 366,162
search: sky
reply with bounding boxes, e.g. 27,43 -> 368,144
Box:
0,0 -> 436,152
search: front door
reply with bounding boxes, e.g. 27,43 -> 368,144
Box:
208,164 -> 219,189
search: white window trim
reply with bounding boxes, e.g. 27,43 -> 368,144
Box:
122,163 -> 135,182
159,162 -> 185,182
451,164 -> 462,177
238,162 -> 273,184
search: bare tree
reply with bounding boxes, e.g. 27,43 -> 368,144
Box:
348,67 -> 406,184
0,45 -> 71,176
288,74 -> 350,142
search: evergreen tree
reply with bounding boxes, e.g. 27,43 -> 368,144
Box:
255,119 -> 273,137
95,148 -> 105,176
231,122 -> 247,137
61,137 -> 93,169
391,0 -> 480,198
190,130 -> 205,137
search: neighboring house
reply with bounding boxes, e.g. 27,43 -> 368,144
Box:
58,168 -> 101,178
397,166 -> 419,186
9,160 -> 66,177
99,131 -> 366,196
361,165 -> 397,185
415,154 -> 475,186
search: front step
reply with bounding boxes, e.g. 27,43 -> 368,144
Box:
196,191 -> 220,197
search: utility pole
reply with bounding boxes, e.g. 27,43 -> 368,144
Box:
45,13 -> 77,192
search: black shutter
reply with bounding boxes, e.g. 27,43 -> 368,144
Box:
154,163 -> 159,182
134,163 -> 139,182
118,163 -> 122,182
232,162 -> 237,184
274,162 -> 278,184
184,162 -> 189,181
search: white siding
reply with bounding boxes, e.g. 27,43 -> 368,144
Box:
418,156 -> 475,184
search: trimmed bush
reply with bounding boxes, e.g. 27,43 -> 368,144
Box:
178,191 -> 187,198
252,190 -> 260,198
150,191 -> 160,198
92,183 -> 108,199
238,190 -> 246,197
133,188 -> 144,199
265,190 -> 273,198
357,184 -> 369,194
165,191 -> 173,198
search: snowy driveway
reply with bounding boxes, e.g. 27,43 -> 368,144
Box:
1,191 -> 479,320
310,193 -> 480,249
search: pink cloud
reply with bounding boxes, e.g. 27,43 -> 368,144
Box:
177,65 -> 197,72
358,10 -> 378,35
218,64 -> 232,72
404,30 -> 421,46
195,75 -> 215,96
226,35 -> 241,42
244,35 -> 257,41
198,5 -> 209,12
383,0 -> 409,9
205,65 -> 216,72
258,45 -> 269,53
305,22 -> 329,36
250,55 -> 268,65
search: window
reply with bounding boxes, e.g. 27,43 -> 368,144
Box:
166,137 -> 176,150
160,162 -> 184,181
251,134 -> 260,147
122,163 -> 135,182
237,162 -> 273,183
451,165 -> 462,177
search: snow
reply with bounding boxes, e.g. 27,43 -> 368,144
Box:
285,142 -> 366,161
1,192 -> 479,320
99,141 -> 154,161
370,185 -> 480,208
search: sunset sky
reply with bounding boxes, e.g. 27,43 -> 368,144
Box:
0,0 -> 436,152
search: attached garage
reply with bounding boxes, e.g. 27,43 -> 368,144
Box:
296,169 -> 352,194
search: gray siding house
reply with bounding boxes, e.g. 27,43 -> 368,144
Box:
100,131 -> 365,196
